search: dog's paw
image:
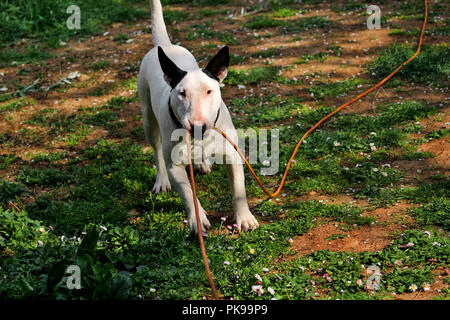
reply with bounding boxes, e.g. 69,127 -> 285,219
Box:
189,208 -> 211,234
236,209 -> 259,232
152,174 -> 171,193
195,159 -> 212,174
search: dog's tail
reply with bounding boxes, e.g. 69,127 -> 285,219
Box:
150,0 -> 171,46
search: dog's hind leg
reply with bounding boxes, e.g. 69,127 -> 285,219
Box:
139,81 -> 171,193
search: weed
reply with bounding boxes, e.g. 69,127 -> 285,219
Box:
225,66 -> 279,85
0,47 -> 53,67
368,44 -> 450,84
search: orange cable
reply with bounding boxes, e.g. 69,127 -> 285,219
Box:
214,0 -> 428,198
186,133 -> 219,300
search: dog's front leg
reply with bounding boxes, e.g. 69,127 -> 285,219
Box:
167,164 -> 211,233
226,163 -> 259,232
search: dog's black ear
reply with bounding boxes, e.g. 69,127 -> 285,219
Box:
158,46 -> 187,89
203,46 -> 230,83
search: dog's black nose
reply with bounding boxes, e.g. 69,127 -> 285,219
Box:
191,124 -> 207,138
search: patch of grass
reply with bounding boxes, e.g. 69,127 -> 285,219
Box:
411,198 -> 449,231
245,15 -> 331,32
90,83 -> 117,96
0,97 -> 33,112
17,167 -> 71,187
229,94 -> 305,126
271,8 -> 298,18
0,0 -> 148,45
368,44 -> 450,85
331,1 -> 366,12
197,9 -> 229,18
245,15 -> 284,29
164,9 -> 190,24
225,66 -> 279,85
308,78 -> 366,99
113,34 -> 132,44
403,151 -> 434,160
0,180 -> 28,205
31,152 -> 68,163
0,47 -> 53,67
185,24 -> 240,45
89,60 -> 111,71
251,48 -> 283,58
295,52 -> 329,64
425,128 -> 450,141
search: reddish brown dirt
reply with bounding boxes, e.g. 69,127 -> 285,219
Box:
289,202 -> 414,256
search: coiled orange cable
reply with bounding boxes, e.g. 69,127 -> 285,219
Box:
186,0 -> 428,299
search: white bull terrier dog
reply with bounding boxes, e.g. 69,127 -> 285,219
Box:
138,0 -> 259,233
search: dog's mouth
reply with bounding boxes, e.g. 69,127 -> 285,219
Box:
188,123 -> 208,139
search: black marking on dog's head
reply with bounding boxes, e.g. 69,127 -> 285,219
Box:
204,46 -> 230,82
158,46 -> 187,89
202,68 -> 220,82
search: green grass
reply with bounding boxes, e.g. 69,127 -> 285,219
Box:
0,47 -> 53,67
245,15 -> 331,32
225,66 -> 279,85
308,78 -> 367,99
410,198 -> 450,231
0,98 -> 34,112
271,8 -> 299,18
295,52 -> 329,64
0,0 -> 148,45
331,1 -> 366,12
368,44 -> 450,85
1,96 -> 449,299
164,9 -> 190,24
185,22 -> 240,45
89,60 -> 111,71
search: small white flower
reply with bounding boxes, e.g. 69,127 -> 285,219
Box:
409,284 -> 418,292
267,287 -> 275,295
372,168 -> 379,172
333,141 -> 340,147
224,261 -> 230,265
100,225 -> 107,232
262,268 -> 269,272
252,285 -> 264,295
149,288 -> 156,293
255,274 -> 263,282
39,227 -> 45,233
37,240 -> 44,247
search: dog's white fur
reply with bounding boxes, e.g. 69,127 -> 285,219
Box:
138,0 -> 259,233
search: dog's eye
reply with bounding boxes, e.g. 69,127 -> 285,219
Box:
207,90 -> 213,95
179,91 -> 186,97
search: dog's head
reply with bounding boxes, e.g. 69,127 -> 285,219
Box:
157,46 -> 229,135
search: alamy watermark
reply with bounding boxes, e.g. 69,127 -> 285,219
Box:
367,5 -> 381,30
66,265 -> 81,290
66,5 -> 81,30
366,265 -> 382,290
